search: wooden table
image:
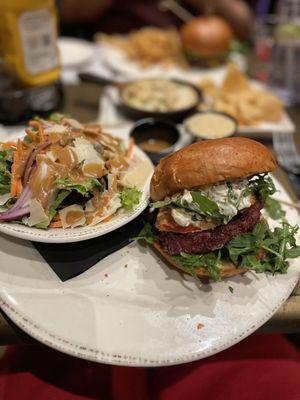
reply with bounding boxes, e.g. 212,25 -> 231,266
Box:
0,82 -> 299,344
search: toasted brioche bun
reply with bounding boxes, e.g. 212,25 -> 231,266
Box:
153,241 -> 246,279
181,16 -> 233,58
150,137 -> 276,201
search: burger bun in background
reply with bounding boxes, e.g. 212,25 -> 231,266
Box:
180,16 -> 234,67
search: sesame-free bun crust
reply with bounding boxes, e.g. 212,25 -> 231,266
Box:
152,241 -> 246,279
181,16 -> 233,57
150,137 -> 277,201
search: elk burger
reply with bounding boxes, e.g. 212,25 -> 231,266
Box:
140,137 -> 287,280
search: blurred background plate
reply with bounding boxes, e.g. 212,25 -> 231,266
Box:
58,37 -> 95,69
98,43 -> 247,83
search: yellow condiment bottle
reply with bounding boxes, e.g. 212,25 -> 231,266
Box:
0,0 -> 60,87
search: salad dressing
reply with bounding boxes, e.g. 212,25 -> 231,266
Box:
1,116 -> 143,228
29,161 -> 56,209
82,162 -> 104,178
51,145 -> 78,168
65,210 -> 84,226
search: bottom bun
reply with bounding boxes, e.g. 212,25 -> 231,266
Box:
152,241 -> 247,279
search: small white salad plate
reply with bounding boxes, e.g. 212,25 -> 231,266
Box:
0,176 -> 298,366
0,146 -> 153,243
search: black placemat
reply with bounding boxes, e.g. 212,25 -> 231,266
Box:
33,213 -> 145,281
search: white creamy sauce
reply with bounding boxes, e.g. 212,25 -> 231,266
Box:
171,181 -> 252,227
171,208 -> 193,227
185,112 -> 236,139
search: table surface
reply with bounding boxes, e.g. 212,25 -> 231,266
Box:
0,82 -> 299,345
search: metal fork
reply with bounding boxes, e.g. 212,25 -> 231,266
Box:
272,131 -> 300,175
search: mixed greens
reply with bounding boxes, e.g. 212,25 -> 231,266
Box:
0,116 -> 142,229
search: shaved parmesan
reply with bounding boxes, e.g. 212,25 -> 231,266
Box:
28,199 -> 48,227
73,137 -> 104,177
121,159 -> 153,190
89,194 -> 121,226
0,193 -> 11,206
59,205 -> 86,229
63,118 -> 84,130
44,125 -> 68,134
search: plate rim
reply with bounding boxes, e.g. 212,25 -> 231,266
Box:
0,269 -> 298,367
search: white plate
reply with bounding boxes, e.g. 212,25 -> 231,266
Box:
99,43 -> 247,83
0,176 -> 298,366
58,37 -> 94,68
0,146 -> 153,243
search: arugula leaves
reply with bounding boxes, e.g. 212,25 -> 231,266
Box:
226,220 -> 300,274
55,177 -> 103,197
119,187 -> 141,210
132,222 -> 155,244
252,174 -> 276,200
264,197 -> 286,220
250,174 -> 285,220
173,251 -> 221,281
171,220 -> 300,280
0,149 -> 13,195
190,191 -> 221,217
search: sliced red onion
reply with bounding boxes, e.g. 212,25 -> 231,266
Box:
0,186 -> 31,221
22,141 -> 51,185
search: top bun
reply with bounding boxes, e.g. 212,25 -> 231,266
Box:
150,137 -> 277,201
180,16 -> 234,58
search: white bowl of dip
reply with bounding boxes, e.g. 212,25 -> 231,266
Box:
184,111 -> 237,140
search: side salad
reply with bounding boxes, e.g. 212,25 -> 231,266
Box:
0,115 -> 142,229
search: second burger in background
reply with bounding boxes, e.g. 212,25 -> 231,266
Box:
180,15 -> 234,67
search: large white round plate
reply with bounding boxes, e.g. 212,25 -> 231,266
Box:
0,176 -> 299,366
0,146 -> 153,243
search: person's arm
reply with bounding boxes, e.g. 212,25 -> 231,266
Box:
185,0 -> 254,40
58,0 -> 114,23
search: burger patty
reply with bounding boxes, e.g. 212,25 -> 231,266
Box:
158,200 -> 263,255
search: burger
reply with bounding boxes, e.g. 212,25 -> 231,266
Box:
137,137 -> 300,281
180,16 -> 234,67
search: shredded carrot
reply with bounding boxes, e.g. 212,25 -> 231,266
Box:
49,219 -> 63,228
10,140 -> 23,197
51,214 -> 61,222
25,129 -> 38,142
17,138 -> 23,155
2,141 -> 17,149
126,138 -> 135,158
29,120 -> 45,142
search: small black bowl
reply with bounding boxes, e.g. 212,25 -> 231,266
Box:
130,118 -> 180,164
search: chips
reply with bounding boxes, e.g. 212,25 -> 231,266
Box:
198,64 -> 283,126
98,27 -> 187,69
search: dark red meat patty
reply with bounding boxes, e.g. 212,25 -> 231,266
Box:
158,200 -> 263,255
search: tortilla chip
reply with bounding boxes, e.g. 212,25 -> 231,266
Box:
254,90 -> 283,122
198,63 -> 283,126
221,63 -> 251,93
